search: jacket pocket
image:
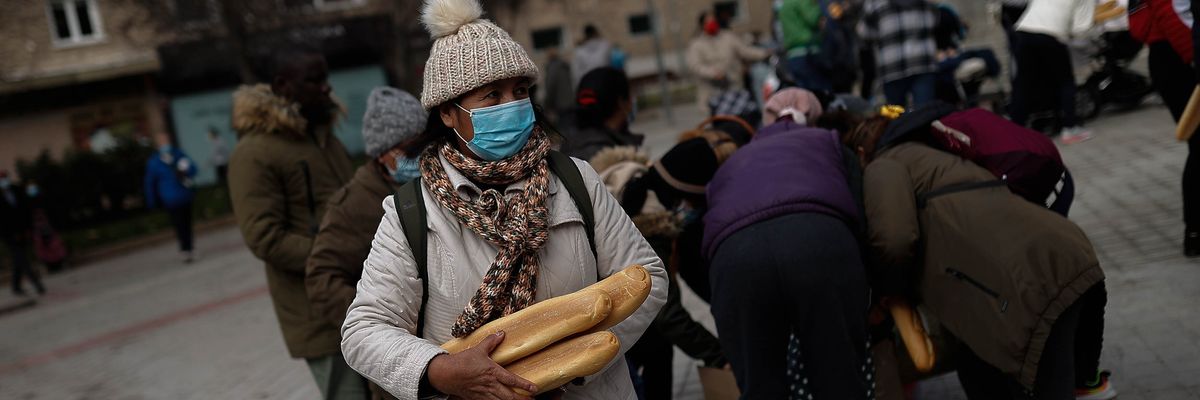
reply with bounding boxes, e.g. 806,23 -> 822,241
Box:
945,267 -> 1009,313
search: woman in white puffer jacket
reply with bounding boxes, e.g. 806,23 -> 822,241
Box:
338,1 -> 667,399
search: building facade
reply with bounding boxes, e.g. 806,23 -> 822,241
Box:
489,0 -> 773,83
0,0 -> 167,177
0,0 -> 425,186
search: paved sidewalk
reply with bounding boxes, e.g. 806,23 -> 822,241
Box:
0,228 -> 316,399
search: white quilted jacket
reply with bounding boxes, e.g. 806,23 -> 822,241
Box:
341,154 -> 667,400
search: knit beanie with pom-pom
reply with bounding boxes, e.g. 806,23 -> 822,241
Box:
419,0 -> 540,110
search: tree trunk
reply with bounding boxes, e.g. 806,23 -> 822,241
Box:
215,0 -> 259,84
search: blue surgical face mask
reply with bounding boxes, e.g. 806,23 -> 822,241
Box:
388,156 -> 422,183
26,185 -> 39,198
0,178 -> 9,189
454,98 -> 535,161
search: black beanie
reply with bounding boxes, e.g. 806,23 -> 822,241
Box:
652,137 -> 718,195
576,67 -> 631,130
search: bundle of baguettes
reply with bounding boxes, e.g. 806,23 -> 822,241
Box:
440,265 -> 652,395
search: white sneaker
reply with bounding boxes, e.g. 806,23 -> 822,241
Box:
1075,370 -> 1117,400
1060,126 -> 1094,145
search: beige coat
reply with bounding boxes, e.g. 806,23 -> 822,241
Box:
685,32 -> 770,109
341,154 -> 668,400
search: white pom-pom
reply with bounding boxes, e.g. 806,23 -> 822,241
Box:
421,0 -> 484,39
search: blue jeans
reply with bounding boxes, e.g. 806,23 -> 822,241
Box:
786,55 -> 833,92
883,73 -> 936,107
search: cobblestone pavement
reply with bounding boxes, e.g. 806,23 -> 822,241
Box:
2,103 -> 1199,400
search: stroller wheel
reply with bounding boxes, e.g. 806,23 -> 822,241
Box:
1075,84 -> 1101,121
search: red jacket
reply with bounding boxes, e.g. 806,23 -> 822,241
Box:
1130,0 -> 1195,63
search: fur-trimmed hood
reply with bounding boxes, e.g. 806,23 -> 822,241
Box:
588,146 -> 649,174
589,146 -> 650,202
587,146 -> 683,239
632,209 -> 684,239
231,84 -> 344,139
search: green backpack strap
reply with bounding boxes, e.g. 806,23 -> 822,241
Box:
393,177 -> 429,337
546,151 -> 597,259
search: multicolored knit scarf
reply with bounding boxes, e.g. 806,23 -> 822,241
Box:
419,127 -> 552,338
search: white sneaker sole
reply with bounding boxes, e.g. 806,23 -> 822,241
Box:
1061,134 -> 1094,145
1076,385 -> 1117,400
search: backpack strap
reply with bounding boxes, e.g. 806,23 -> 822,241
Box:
917,179 -> 1008,209
546,151 -> 597,259
393,177 -> 429,337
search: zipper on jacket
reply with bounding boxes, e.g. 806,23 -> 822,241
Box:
945,268 -> 1009,313
298,160 -> 319,235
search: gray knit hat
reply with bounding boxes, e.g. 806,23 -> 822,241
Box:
362,86 -> 427,158
419,0 -> 540,110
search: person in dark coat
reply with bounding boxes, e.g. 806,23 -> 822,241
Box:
703,89 -> 871,399
563,67 -> 644,161
541,47 -> 575,127
1130,0 -> 1200,256
145,132 -> 198,263
306,86 -> 428,400
591,138 -> 731,400
228,44 -> 358,398
844,115 -> 1115,399
0,171 -> 45,296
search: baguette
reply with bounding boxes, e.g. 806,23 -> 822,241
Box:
1093,4 -> 1126,24
888,299 -> 935,373
441,289 -> 613,366
1178,86 -> 1200,141
506,331 -> 621,396
580,265 -> 652,333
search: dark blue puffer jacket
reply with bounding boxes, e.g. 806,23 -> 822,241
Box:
144,146 -> 196,209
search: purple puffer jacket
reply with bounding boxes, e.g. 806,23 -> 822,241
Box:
702,120 -> 863,260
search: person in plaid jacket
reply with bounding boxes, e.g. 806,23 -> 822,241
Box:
859,0 -> 940,107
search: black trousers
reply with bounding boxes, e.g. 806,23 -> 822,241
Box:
1010,31 -> 1079,128
860,43 -> 877,99
710,213 -> 870,399
167,204 -> 194,252
5,237 -> 44,294
1147,41 -> 1200,230
626,329 -> 674,400
957,283 -> 1107,399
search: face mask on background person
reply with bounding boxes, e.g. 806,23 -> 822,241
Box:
454,98 -> 536,161
389,156 -> 422,182
26,185 -> 39,198
704,18 -> 720,36
0,178 -> 10,190
676,203 -> 702,227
